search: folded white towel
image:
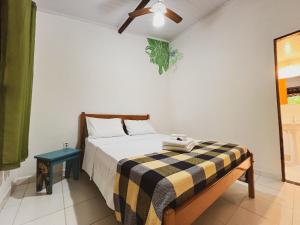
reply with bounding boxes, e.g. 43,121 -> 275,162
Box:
163,142 -> 196,153
163,138 -> 195,148
163,138 -> 199,152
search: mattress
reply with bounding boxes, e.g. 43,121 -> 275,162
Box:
114,142 -> 249,225
82,134 -> 171,209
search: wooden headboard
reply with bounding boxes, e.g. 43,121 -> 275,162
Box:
77,112 -> 150,167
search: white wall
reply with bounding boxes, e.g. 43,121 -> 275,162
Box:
18,11 -> 171,177
16,0 -> 300,179
169,0 -> 300,177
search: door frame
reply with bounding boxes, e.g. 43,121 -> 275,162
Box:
273,30 -> 300,184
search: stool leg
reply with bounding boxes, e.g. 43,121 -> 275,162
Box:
65,160 -> 72,178
36,160 -> 43,192
72,157 -> 80,180
45,162 -> 53,194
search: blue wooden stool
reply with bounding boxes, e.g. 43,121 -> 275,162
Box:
34,148 -> 80,194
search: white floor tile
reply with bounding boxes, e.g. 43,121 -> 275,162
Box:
195,198 -> 238,225
65,197 -> 112,225
192,213 -> 225,225
293,216 -> 300,225
3,189 -> 26,209
13,183 -> 29,192
240,195 -> 293,225
293,188 -> 300,225
25,179 -> 63,196
22,210 -> 66,225
62,175 -> 101,208
227,207 -> 264,225
0,204 -> 19,225
256,176 -> 291,191
14,182 -> 64,225
221,181 -> 248,205
293,186 -> 300,211
0,173 -> 298,225
92,215 -> 120,225
255,184 -> 294,209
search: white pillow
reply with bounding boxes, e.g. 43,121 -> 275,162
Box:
86,117 -> 126,138
124,120 -> 156,136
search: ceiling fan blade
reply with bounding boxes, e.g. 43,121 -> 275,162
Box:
118,0 -> 151,34
129,7 -> 152,18
165,8 -> 183,23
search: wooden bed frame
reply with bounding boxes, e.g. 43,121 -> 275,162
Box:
77,112 -> 255,225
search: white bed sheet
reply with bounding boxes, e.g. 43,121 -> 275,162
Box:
82,134 -> 171,209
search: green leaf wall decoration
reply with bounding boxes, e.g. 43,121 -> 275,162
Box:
146,38 -> 182,75
169,47 -> 183,67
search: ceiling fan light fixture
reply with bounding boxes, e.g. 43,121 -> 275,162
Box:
153,12 -> 165,28
119,0 -> 182,33
151,0 -> 166,28
150,0 -> 167,14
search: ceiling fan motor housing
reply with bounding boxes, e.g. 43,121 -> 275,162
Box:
151,0 -> 167,14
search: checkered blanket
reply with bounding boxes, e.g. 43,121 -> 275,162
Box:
114,141 -> 249,225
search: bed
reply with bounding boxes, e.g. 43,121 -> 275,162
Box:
77,113 -> 255,225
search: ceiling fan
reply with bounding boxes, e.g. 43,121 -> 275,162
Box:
118,0 -> 183,34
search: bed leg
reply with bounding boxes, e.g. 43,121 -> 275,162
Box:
164,208 -> 175,225
246,153 -> 255,199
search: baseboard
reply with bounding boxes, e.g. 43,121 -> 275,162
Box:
12,169 -> 66,188
13,175 -> 33,186
254,169 -> 282,180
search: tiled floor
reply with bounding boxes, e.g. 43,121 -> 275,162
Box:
0,173 -> 299,225
286,164 -> 300,183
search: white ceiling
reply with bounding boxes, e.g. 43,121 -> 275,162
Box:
35,0 -> 229,40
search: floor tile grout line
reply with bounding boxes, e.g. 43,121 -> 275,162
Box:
61,176 -> 67,225
224,207 -> 237,225
239,200 -> 293,223
227,205 -> 268,225
89,213 -> 114,225
63,194 -> 100,210
9,176 -> 117,225
12,183 -> 29,225
18,209 -> 66,225
256,182 -> 288,192
8,173 -> 296,225
220,197 -> 241,225
220,188 -> 248,207
244,193 -> 294,209
256,178 -> 297,192
61,176 -> 101,224
16,179 -> 65,225
239,198 -> 268,218
291,185 -> 296,225
254,184 -> 296,203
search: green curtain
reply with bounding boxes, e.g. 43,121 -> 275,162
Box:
0,0 -> 36,170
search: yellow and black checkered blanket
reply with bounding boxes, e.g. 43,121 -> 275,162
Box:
114,141 -> 249,225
